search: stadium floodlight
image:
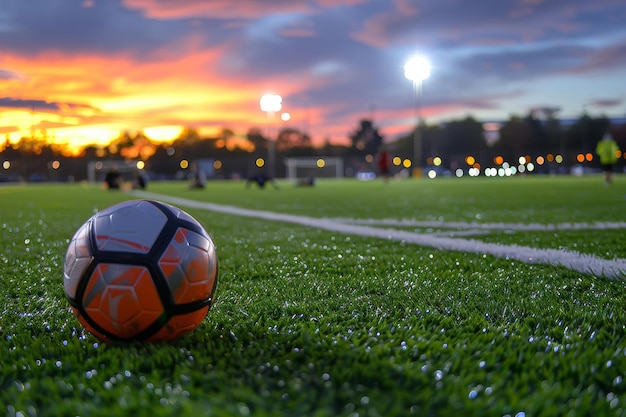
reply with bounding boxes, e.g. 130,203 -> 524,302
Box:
404,56 -> 431,177
260,93 -> 283,178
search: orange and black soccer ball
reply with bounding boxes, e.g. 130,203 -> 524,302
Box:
63,200 -> 218,342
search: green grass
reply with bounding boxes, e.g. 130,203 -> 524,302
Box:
1,176 -> 626,416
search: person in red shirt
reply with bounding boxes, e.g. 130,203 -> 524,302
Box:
377,146 -> 390,183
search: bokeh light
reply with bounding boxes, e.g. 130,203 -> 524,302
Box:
256,158 -> 265,168
180,159 -> 189,169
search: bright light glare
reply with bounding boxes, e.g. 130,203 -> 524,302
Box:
260,94 -> 282,113
281,112 -> 291,121
143,126 -> 184,142
433,156 -> 442,166
404,56 -> 431,82
317,158 -> 325,168
427,169 -> 437,179
256,158 -> 265,167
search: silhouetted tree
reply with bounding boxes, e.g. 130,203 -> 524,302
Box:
349,119 -> 383,155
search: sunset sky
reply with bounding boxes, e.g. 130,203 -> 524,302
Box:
1,0 -> 625,153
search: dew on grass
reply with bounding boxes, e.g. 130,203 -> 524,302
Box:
468,389 -> 478,399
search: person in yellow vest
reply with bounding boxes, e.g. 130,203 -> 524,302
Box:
595,133 -> 620,185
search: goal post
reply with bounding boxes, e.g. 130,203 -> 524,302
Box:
284,157 -> 344,180
87,160 -> 140,184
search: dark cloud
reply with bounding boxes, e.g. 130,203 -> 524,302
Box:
0,0 -> 193,56
0,98 -> 99,113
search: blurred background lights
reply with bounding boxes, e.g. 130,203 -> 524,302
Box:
433,156 -> 442,167
136,160 -> 145,170
465,155 -> 475,166
213,160 -> 222,169
256,158 -> 265,168
403,159 -> 412,168
392,156 -> 401,166
536,156 -> 545,165
317,158 -> 325,168
455,168 -> 463,177
427,169 -> 437,179
180,159 -> 189,169
3,161 -> 11,169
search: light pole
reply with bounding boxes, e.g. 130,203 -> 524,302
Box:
404,56 -> 431,177
260,93 -> 282,178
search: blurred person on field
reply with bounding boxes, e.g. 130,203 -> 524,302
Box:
595,133 -> 620,185
377,145 -> 390,183
104,166 -> 121,190
189,162 -> 206,189
247,173 -> 278,189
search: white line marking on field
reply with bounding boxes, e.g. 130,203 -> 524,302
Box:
334,218 -> 626,231
133,191 -> 626,279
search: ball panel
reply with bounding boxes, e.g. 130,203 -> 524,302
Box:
63,221 -> 93,299
94,200 -> 167,254
73,307 -> 111,342
147,306 -> 209,342
82,264 -> 164,339
159,228 -> 217,304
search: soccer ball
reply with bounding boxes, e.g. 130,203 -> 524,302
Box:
63,199 -> 218,342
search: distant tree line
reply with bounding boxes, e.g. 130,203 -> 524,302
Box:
1,111 -> 624,182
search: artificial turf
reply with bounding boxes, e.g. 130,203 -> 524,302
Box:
1,176 -> 625,416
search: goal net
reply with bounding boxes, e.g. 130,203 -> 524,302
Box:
284,157 -> 344,180
87,160 -> 141,184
